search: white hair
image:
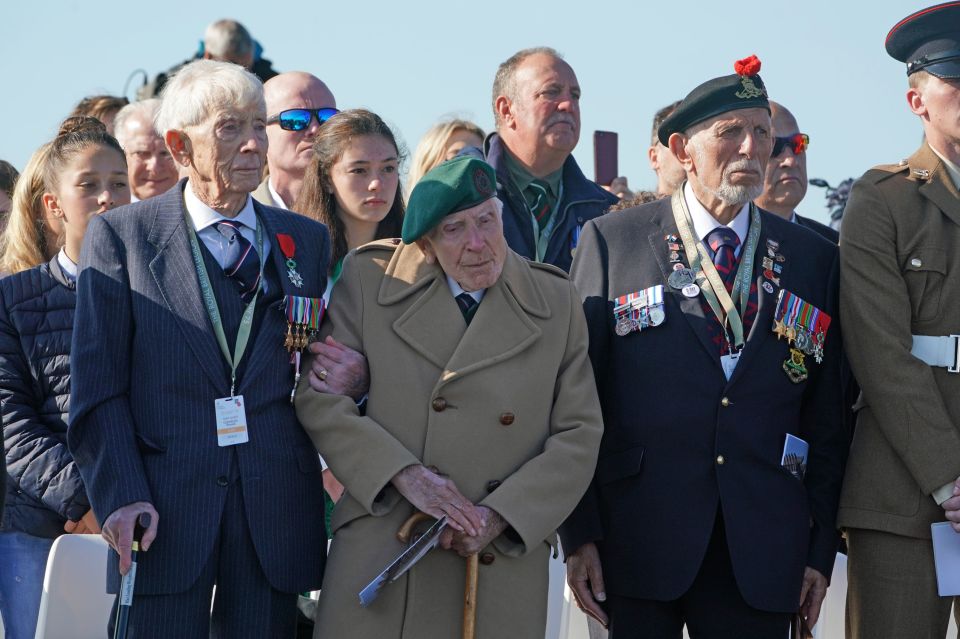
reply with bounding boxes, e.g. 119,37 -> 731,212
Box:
203,19 -> 253,60
155,59 -> 264,134
113,99 -> 162,148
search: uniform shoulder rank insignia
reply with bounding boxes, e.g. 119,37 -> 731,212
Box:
772,290 -> 831,383
613,285 -> 665,336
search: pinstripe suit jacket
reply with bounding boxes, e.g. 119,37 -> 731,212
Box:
68,181 -> 329,595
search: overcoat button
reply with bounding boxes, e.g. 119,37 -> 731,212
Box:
500,412 -> 515,425
720,397 -> 730,407
432,397 -> 447,412
911,258 -> 922,268
716,455 -> 725,465
216,476 -> 229,487
480,552 -> 495,565
486,480 -> 502,493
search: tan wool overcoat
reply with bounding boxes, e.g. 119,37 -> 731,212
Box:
839,142 -> 960,538
295,240 -> 603,639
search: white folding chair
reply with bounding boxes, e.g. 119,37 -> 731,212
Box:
33,533 -> 114,639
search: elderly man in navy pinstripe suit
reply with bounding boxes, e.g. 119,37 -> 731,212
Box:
68,60 -> 353,638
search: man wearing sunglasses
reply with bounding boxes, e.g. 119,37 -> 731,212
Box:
755,102 -> 838,244
840,4 -> 960,638
255,72 -> 337,210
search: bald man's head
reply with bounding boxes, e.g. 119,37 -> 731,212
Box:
264,72 -> 337,189
755,101 -> 808,219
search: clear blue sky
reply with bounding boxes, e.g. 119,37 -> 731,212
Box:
1,0 -> 928,222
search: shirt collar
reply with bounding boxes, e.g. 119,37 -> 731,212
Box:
504,150 -> 562,198
683,181 -> 749,246
267,177 -> 289,210
445,274 -> 484,303
184,180 -> 257,232
928,143 -> 960,190
57,248 -> 78,281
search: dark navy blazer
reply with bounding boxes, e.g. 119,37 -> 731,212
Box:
68,181 -> 329,595
559,198 -> 848,613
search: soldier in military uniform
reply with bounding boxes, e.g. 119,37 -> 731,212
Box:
839,3 -> 960,637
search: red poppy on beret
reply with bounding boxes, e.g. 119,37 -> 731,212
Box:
734,55 -> 762,77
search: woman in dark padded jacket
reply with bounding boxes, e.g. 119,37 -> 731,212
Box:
0,117 -> 129,639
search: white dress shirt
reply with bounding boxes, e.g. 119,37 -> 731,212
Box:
57,249 -> 78,282
184,181 -> 270,291
445,274 -> 485,304
267,178 -> 290,210
683,181 -> 750,256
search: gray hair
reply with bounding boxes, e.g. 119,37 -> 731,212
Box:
156,59 -> 264,134
492,47 -> 563,126
113,99 -> 162,148
203,19 -> 253,61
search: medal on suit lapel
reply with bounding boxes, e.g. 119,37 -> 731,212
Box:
772,289 -> 832,381
282,295 -> 326,403
276,233 -> 304,288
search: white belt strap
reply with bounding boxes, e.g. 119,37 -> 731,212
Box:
911,334 -> 960,372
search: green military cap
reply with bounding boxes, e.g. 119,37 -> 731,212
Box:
402,156 -> 497,244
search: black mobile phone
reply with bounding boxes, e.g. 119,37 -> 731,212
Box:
593,130 -> 618,187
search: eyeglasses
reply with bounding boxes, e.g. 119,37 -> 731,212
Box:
771,133 -> 809,157
267,108 -> 340,131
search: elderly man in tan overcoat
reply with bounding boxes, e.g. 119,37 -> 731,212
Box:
295,156 -> 602,638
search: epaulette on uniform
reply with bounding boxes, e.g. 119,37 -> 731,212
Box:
528,260 -> 570,280
861,159 -> 912,185
355,238 -> 402,254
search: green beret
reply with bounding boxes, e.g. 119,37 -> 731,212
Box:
658,54 -> 770,146
402,156 -> 497,243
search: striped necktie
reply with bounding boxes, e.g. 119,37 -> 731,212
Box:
527,179 -> 553,231
705,227 -> 741,293
216,220 -> 261,303
455,292 -> 479,325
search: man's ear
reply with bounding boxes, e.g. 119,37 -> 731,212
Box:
648,145 -> 660,171
668,133 -> 695,173
165,130 -> 192,168
415,237 -> 436,265
907,86 -> 927,118
494,95 -> 514,130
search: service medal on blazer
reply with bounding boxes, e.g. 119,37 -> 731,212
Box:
772,289 -> 832,383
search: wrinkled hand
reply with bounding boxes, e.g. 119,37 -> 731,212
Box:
102,502 -> 158,575
567,542 -> 608,628
390,464 -> 482,536
65,509 -> 101,535
603,176 -> 634,200
322,468 -> 344,503
439,506 -> 508,557
307,337 -> 370,400
798,566 -> 828,630
941,476 -> 960,532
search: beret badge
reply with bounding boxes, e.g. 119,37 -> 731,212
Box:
733,55 -> 767,100
473,167 -> 493,197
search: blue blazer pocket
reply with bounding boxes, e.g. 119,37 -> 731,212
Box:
596,445 -> 645,485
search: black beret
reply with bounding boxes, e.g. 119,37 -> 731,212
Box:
657,55 -> 770,146
886,2 -> 960,78
402,156 -> 497,243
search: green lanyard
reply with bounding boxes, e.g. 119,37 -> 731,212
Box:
670,185 -> 761,351
186,213 -> 265,397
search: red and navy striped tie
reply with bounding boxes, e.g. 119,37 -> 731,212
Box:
706,227 -> 740,293
216,221 -> 261,303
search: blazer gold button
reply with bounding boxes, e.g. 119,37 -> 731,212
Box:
500,412 -> 515,425
716,455 -> 725,465
480,552 -> 495,565
911,258 -> 922,268
720,397 -> 730,407
432,397 -> 447,412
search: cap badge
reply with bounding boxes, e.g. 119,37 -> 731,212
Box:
733,54 -> 767,99
473,167 -> 493,196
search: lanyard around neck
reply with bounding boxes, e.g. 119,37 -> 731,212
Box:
670,186 -> 761,351
186,212 -> 265,397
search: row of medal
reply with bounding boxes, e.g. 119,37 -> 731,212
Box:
772,289 -> 831,384
613,285 -> 665,336
664,234 -> 701,298
282,295 -> 326,403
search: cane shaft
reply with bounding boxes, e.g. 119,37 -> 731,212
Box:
463,553 -> 479,639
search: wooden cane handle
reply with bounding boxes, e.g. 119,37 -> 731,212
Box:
396,511 -> 434,544
463,553 -> 479,639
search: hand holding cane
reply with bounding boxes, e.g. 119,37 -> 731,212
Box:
113,513 -> 150,639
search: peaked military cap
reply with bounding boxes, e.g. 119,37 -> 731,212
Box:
657,55 -> 771,146
402,156 -> 497,244
886,2 -> 960,78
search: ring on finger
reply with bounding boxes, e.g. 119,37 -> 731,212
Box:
318,368 -> 328,382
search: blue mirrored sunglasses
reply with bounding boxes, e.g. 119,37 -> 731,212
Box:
267,108 -> 340,131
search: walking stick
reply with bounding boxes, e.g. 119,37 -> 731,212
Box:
113,514 -> 149,639
397,512 -> 480,639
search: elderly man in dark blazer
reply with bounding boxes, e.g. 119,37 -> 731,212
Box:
560,56 -> 848,638
68,60 -> 350,637
840,5 -> 960,637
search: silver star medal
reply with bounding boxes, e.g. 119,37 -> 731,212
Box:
287,268 -> 304,288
